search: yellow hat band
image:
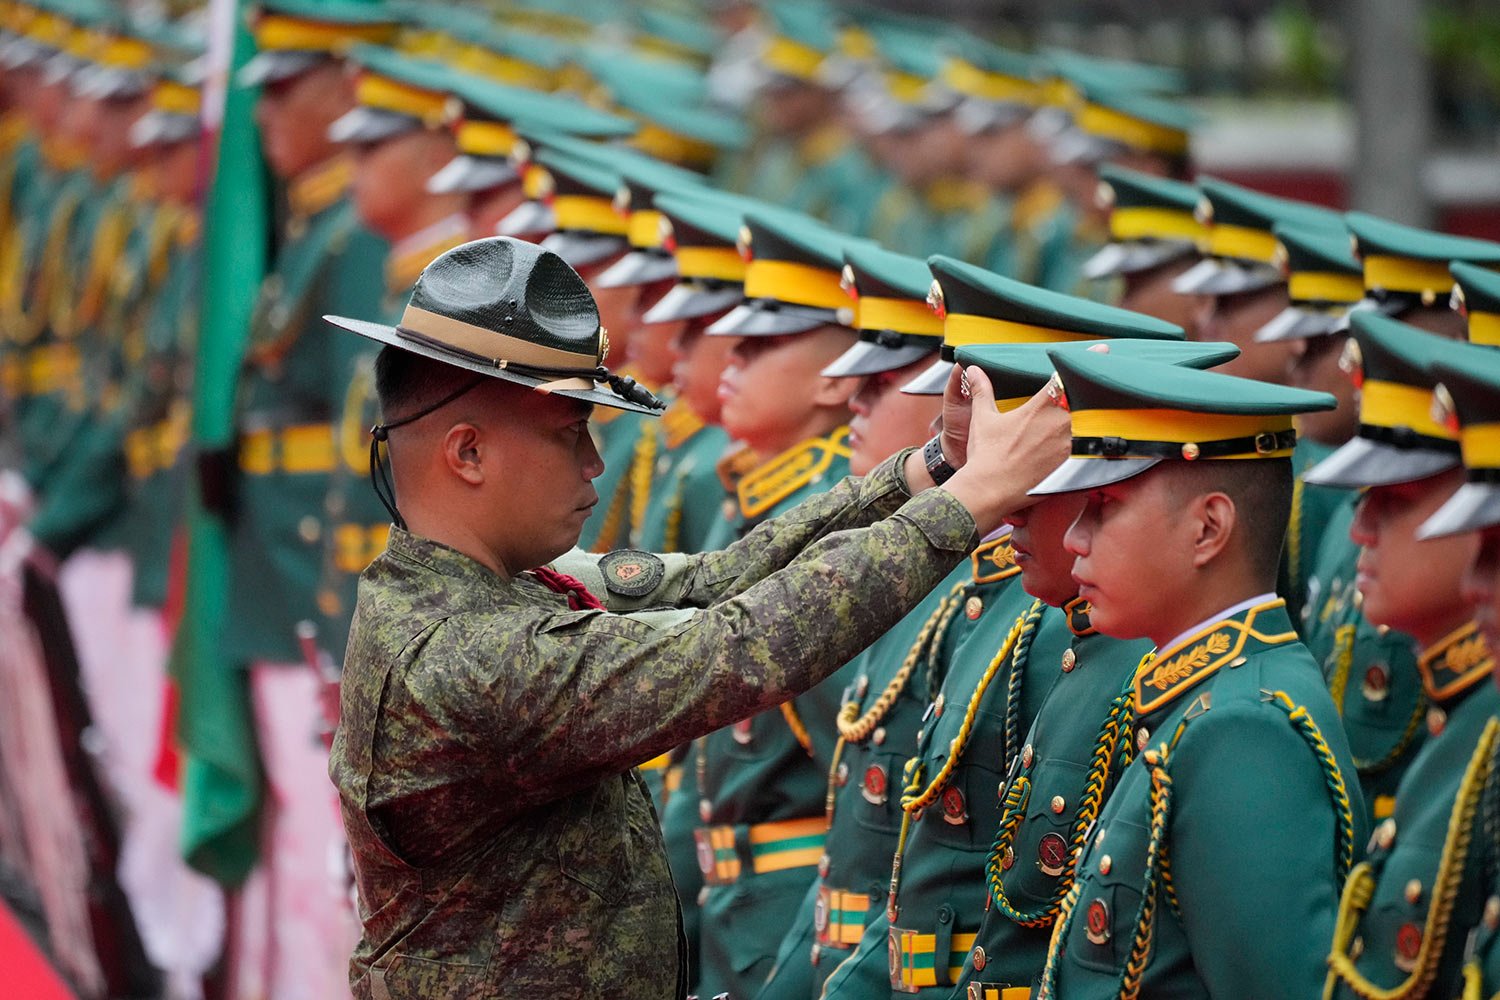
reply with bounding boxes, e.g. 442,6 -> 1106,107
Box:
1468,311 -> 1500,348
254,14 -> 395,53
456,47 -> 554,89
628,209 -> 664,249
1461,423 -> 1500,471
356,72 -> 447,125
940,58 -> 1037,106
838,25 -> 875,61
1362,254 -> 1455,295
153,79 -> 201,116
1360,378 -> 1454,441
1040,78 -> 1077,109
522,163 -> 551,198
944,313 -> 1099,349
96,34 -> 152,70
1110,206 -> 1202,244
674,245 -> 745,283
763,36 -> 824,82
553,194 -> 627,235
1073,407 -> 1296,457
455,119 -> 517,157
994,395 -> 1033,414
885,69 -> 928,106
629,123 -> 716,168
744,258 -> 845,310
1206,223 -> 1279,265
1287,270 -> 1363,305
27,13 -> 69,48
1076,102 -> 1189,156
854,295 -> 944,336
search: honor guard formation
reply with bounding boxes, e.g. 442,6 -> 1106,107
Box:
0,1 -> 1498,999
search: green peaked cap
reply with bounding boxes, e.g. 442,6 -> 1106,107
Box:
1302,310 -> 1470,490
451,76 -> 635,139
1030,350 -> 1335,494
257,0 -> 396,26
1418,348 -> 1500,537
1251,221 -> 1365,342
639,189 -> 775,324
1099,163 -> 1198,215
822,244 -> 943,377
956,339 -> 1241,411
1085,164 -> 1203,279
1346,212 -> 1500,301
1451,260 -> 1500,347
843,243 -> 933,300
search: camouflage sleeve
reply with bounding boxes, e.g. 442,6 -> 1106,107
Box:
410,480 -> 976,817
553,448 -> 922,613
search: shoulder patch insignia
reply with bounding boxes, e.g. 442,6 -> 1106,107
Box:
599,549 -> 665,598
661,401 -> 706,450
738,426 -> 852,519
971,536 -> 1020,584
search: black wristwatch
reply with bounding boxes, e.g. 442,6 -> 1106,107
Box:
923,435 -> 957,486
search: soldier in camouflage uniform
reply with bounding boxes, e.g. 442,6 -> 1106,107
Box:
322,234 -> 1069,999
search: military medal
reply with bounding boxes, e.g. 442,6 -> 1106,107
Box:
1085,899 -> 1111,944
965,596 -> 983,620
1038,833 -> 1069,876
862,764 -> 889,805
941,785 -> 967,825
1361,663 -> 1389,701
1394,922 -> 1422,972
732,718 -> 754,744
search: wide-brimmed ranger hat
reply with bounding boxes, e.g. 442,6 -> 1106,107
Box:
1340,213 -> 1500,329
1030,350 -> 1335,495
1302,310 -> 1475,489
1451,260 -> 1500,348
902,254 -> 1183,395
822,244 -> 944,378
324,236 -> 665,415
1418,349 -> 1500,538
957,338 -> 1240,412
1082,164 -> 1204,280
1254,221 -> 1364,342
706,210 -> 869,338
1173,177 -> 1341,298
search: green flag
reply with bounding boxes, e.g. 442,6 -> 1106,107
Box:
173,0 -> 269,886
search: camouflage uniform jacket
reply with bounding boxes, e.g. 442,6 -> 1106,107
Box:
329,452 -> 977,999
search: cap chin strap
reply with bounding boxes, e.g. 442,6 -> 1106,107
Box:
368,376 -> 488,531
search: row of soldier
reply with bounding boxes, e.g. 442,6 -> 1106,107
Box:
0,0 -> 1499,998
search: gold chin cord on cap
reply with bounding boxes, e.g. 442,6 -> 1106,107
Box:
368,376 -> 488,531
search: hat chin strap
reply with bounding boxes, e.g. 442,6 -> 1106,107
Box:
369,376 -> 488,531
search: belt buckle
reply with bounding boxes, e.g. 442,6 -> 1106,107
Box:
692,828 -> 719,882
888,926 -> 920,994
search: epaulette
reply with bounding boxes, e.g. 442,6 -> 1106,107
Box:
287,153 -> 355,222
1133,600 -> 1298,716
1417,621 -> 1493,703
970,534 -> 1019,584
660,399 -> 705,450
715,440 -> 759,492
737,426 -> 851,519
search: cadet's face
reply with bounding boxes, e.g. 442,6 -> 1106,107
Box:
846,356 -> 941,476
965,120 -> 1045,193
466,180 -> 526,239
1461,526 -> 1500,672
254,62 -> 352,180
1285,333 -> 1357,446
718,326 -> 857,454
1193,286 -> 1296,385
351,128 -> 455,239
156,138 -> 200,205
1119,257 -> 1202,335
90,95 -> 149,179
1351,469 -> 1475,644
1004,493 -> 1088,606
1065,469 -> 1198,642
627,283 -> 684,387
670,315 -> 733,424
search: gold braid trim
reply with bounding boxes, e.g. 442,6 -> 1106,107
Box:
591,421 -> 655,553
1325,717 -> 1500,1000
1288,473 -> 1306,597
781,701 -> 814,756
627,419 -> 658,545
1329,622 -> 1356,715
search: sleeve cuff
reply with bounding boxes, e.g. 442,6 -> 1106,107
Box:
894,485 -> 978,554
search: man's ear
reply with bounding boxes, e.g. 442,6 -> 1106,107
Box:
442,422 -> 485,485
1191,490 -> 1237,569
811,373 -> 858,409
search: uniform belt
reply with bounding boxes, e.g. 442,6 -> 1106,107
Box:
966,986 -> 1031,1000
814,884 -> 871,946
24,343 -> 80,396
238,423 -> 336,475
889,923 -> 977,993
693,816 -> 827,886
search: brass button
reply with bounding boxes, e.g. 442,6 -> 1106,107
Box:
1351,935 -> 1364,960
934,693 -> 946,718
1136,728 -> 1151,752
817,854 -> 831,878
836,762 -> 850,787
1485,895 -> 1500,930
972,946 -> 987,971
1050,795 -> 1066,814
1427,707 -> 1447,737
856,675 -> 869,698
297,515 -> 321,543
873,726 -> 887,745
1404,879 -> 1422,905
1375,819 -> 1397,851
1061,648 -> 1077,672
1001,845 -> 1014,870
1099,854 -> 1112,875
1021,744 -> 1034,768
965,595 -> 983,620
699,798 -> 712,822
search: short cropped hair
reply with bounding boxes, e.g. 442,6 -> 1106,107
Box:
1161,457 -> 1293,585
373,345 -> 479,425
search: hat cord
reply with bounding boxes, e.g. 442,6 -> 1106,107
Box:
368,376 -> 488,531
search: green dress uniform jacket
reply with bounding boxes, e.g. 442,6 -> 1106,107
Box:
329,451 -> 978,999
222,165 -> 387,666
727,127 -> 887,238
1283,437 -> 1346,628
955,608 -> 1154,1000
578,403 -> 653,552
757,534 -> 1023,1000
701,426 -> 852,552
820,588 -> 1070,1000
1306,499 -> 1426,825
866,180 -> 1015,277
1325,624 -> 1499,1000
1039,598 -> 1367,1000
634,403 -> 730,555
